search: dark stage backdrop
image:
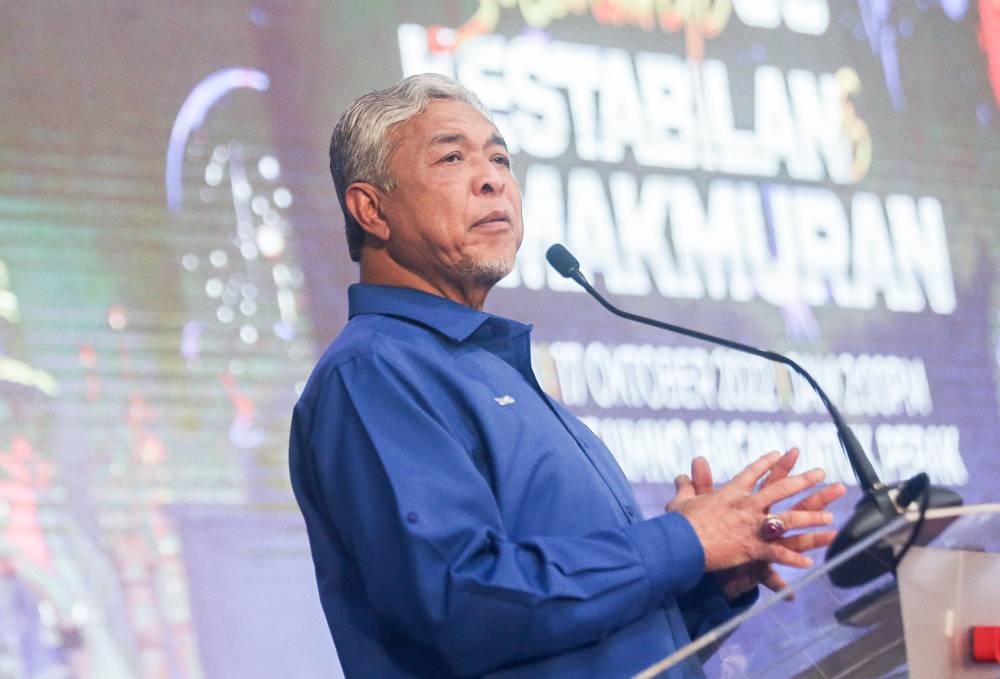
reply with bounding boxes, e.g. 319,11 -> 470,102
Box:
1,1 -> 999,677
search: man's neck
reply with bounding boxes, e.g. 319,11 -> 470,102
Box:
359,250 -> 491,310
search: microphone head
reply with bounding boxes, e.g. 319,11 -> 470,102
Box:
546,244 -> 580,279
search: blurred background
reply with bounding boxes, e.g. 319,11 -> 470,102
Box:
1,1 -> 998,677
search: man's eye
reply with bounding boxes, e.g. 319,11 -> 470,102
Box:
442,152 -> 462,163
493,155 -> 511,167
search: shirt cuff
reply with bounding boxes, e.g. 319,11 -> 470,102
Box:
624,512 -> 705,601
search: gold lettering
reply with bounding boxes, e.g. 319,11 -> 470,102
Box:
837,67 -> 872,183
657,0 -> 732,59
447,0 -> 732,58
518,0 -> 588,28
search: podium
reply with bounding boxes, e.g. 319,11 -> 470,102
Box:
635,504 -> 1000,679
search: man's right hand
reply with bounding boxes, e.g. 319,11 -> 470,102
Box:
667,451 -> 836,573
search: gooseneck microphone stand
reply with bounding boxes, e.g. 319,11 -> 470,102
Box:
545,243 -> 962,587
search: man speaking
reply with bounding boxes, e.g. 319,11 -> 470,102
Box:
289,73 -> 844,678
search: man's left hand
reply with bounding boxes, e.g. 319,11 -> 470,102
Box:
668,448 -> 846,601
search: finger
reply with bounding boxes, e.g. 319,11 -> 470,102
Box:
729,450 -> 782,491
779,530 -> 838,553
755,468 -> 826,508
691,456 -> 714,495
761,448 -> 799,489
672,474 -> 695,504
761,544 -> 814,569
759,448 -> 800,513
773,509 -> 835,531
759,567 -> 787,593
792,483 -> 847,512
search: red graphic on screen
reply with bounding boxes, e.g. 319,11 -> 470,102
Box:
982,0 -> 1000,107
0,436 -> 53,570
221,372 -> 265,449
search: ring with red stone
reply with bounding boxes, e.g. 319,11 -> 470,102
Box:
760,514 -> 787,541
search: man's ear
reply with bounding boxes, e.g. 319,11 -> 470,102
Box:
344,182 -> 390,242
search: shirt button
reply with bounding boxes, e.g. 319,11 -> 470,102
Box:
625,507 -> 636,520
406,512 -> 419,524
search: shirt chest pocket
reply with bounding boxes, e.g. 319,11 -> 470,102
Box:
451,360 -> 631,533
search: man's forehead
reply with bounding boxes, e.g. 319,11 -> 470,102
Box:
427,130 -> 507,149
404,100 -> 504,145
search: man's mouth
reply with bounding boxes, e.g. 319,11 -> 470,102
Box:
472,211 -> 510,228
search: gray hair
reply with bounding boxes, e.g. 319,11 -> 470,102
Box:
329,73 -> 490,261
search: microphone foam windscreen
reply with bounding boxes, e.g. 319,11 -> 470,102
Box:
545,244 -> 579,278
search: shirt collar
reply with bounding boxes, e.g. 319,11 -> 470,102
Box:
348,284 -> 531,342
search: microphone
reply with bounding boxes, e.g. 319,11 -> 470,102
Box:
545,243 -> 961,587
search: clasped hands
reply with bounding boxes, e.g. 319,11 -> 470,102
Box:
666,448 -> 846,600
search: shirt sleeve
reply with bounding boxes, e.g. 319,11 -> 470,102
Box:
295,351 -> 706,677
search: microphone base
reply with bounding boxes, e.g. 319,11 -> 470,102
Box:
826,483 -> 962,588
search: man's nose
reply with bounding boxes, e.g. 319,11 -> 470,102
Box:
473,157 -> 506,195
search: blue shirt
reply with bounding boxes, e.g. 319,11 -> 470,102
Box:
289,284 -> 752,678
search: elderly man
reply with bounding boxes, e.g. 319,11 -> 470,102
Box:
289,73 -> 844,678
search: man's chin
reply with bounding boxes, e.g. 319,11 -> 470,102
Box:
458,256 -> 516,288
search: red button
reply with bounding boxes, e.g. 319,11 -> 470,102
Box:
972,626 -> 1000,663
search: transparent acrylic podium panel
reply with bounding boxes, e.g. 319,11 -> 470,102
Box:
635,505 -> 1000,679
